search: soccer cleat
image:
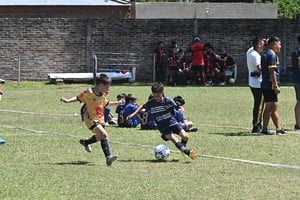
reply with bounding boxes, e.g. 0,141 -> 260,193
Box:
261,129 -> 274,135
276,129 -> 287,135
79,139 -> 92,153
187,127 -> 198,132
106,155 -> 118,166
189,149 -> 197,160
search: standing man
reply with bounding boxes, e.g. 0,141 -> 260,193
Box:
154,41 -> 166,83
291,35 -> 300,131
246,37 -> 265,134
261,36 -> 286,135
190,37 -> 206,85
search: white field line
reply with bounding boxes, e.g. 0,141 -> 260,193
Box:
0,109 -> 79,117
1,124 -> 299,171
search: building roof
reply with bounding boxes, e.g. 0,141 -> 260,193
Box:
0,0 -> 130,6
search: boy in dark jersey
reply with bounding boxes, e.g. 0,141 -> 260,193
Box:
127,82 -> 197,160
261,36 -> 286,135
173,96 -> 197,132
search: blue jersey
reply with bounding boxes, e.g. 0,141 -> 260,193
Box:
116,104 -> 125,126
117,103 -> 140,127
175,109 -> 185,123
261,49 -> 280,89
292,47 -> 300,83
142,96 -> 179,130
139,110 -> 157,130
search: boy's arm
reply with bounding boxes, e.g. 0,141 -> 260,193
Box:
127,105 -> 144,120
60,96 -> 78,103
108,99 -> 125,106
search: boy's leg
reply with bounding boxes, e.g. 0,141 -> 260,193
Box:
165,133 -> 196,160
94,125 -> 117,166
79,134 -> 96,153
178,129 -> 189,147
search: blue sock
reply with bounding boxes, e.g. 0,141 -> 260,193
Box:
181,140 -> 187,147
175,142 -> 189,155
101,139 -> 111,158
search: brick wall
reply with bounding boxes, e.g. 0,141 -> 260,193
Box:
0,18 -> 299,82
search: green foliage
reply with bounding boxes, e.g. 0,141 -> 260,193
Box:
0,82 -> 299,199
274,0 -> 300,19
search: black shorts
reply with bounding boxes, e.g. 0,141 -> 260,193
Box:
262,89 -> 278,102
294,83 -> 300,101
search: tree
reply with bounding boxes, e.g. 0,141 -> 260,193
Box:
273,0 -> 300,19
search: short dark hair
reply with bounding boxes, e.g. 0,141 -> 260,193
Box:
173,96 -> 185,106
252,37 -> 264,47
151,82 -> 164,93
95,74 -> 111,86
267,36 -> 280,45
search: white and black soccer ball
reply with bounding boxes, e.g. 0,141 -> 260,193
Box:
154,144 -> 170,161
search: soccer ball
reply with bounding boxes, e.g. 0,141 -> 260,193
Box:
154,144 -> 170,161
228,78 -> 235,84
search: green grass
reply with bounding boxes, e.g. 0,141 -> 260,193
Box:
0,82 -> 299,200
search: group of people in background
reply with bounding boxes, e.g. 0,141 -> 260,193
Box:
114,92 -> 197,133
247,35 -> 300,135
154,38 -> 237,86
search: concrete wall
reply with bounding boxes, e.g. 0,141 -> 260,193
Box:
0,18 -> 299,82
133,3 -> 278,19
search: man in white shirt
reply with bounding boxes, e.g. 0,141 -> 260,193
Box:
246,37 -> 266,134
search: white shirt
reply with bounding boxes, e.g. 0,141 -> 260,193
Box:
246,47 -> 262,88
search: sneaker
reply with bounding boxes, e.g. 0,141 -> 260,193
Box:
189,149 -> 197,160
276,129 -> 287,135
261,129 -> 274,135
187,127 -> 198,132
79,139 -> 92,153
106,155 -> 118,166
251,126 -> 262,134
0,138 -> 6,145
294,125 -> 300,132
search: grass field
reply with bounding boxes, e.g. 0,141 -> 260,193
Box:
0,82 -> 299,200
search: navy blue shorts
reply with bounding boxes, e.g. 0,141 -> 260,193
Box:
159,123 -> 183,141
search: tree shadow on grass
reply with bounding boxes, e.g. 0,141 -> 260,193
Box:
208,131 -> 257,137
53,160 -> 95,166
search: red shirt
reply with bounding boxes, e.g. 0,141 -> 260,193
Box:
190,42 -> 205,66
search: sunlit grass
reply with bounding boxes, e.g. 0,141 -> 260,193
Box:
0,82 -> 299,200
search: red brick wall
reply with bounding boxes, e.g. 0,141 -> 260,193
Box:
0,18 -> 299,82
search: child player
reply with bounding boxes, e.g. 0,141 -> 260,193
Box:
173,96 -> 197,132
127,82 -> 197,160
60,74 -> 122,166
